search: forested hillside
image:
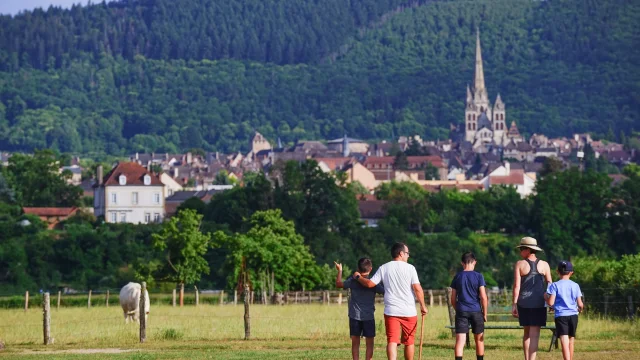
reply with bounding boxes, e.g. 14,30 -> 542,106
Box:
0,0 -> 638,154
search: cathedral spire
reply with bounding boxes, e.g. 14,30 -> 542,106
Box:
474,27 -> 486,94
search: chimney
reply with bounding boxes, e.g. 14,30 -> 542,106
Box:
173,167 -> 179,179
505,161 -> 510,175
187,152 -> 193,164
147,161 -> 151,172
165,153 -> 169,160
97,165 -> 103,185
135,152 -> 139,160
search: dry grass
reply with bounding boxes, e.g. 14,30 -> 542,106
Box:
0,304 -> 638,359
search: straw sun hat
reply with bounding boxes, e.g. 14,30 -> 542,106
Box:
515,237 -> 543,252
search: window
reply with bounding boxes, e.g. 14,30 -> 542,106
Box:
473,123 -> 476,130
119,175 -> 127,185
144,213 -> 151,223
110,212 -> 117,223
154,213 -> 161,223
154,193 -> 161,204
132,192 -> 138,204
111,193 -> 117,204
144,175 -> 151,185
120,212 -> 126,223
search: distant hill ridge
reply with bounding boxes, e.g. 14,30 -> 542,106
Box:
0,0 -> 637,155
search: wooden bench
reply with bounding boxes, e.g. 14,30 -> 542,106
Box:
444,289 -> 558,352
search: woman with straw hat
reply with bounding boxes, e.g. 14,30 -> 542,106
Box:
512,237 -> 552,360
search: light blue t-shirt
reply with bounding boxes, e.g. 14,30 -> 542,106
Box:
546,279 -> 582,317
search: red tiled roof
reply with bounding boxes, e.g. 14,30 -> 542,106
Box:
407,156 -> 445,168
314,157 -> 351,171
23,207 -> 78,217
101,162 -> 163,186
490,170 -> 525,185
363,156 -> 445,168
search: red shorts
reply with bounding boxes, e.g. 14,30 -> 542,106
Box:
384,315 -> 418,345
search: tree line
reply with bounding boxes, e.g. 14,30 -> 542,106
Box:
1,152 -> 639,294
0,0 -> 638,154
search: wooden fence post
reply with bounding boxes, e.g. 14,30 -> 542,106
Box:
172,289 -> 176,307
308,292 -> 312,304
629,296 -> 635,321
219,290 -> 224,305
43,292 -> 51,345
25,291 -> 29,312
262,290 -> 267,305
56,291 -> 61,311
338,293 -> 343,305
88,290 -> 92,309
445,287 -> 456,337
194,286 -> 199,307
244,284 -> 251,340
428,290 -> 434,307
106,290 -> 109,307
179,283 -> 184,307
295,292 -> 299,304
234,290 -> 237,305
139,282 -> 147,343
438,294 -> 443,307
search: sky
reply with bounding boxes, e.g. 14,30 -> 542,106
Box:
0,0 -> 114,16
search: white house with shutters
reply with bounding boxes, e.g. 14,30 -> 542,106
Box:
94,162 -> 166,224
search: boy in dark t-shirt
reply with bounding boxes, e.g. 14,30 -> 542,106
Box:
336,258 -> 384,360
450,252 -> 488,360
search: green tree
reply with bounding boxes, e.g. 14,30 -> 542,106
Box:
214,209 -> 322,292
148,209 -> 212,304
532,168 -> 613,260
6,150 -> 82,207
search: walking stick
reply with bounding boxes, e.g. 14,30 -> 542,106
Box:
419,313 -> 426,360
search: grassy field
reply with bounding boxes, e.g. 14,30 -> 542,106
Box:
0,304 -> 638,359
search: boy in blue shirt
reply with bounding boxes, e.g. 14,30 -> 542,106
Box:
450,252 -> 488,360
335,258 -> 384,360
545,261 -> 584,360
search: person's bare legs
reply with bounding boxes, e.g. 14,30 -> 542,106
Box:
387,342 -> 398,360
351,336 -> 361,360
569,336 -> 575,360
558,335 -> 571,360
523,327 -> 530,360
474,332 -> 485,356
455,333 -> 466,357
523,326 -> 541,360
404,344 -> 415,360
364,337 -> 374,360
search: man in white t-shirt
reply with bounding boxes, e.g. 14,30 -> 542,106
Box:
354,242 -> 428,360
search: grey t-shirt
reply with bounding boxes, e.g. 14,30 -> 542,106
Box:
343,275 -> 384,320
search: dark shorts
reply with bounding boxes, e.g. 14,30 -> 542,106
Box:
455,311 -> 485,334
349,318 -> 376,338
555,315 -> 578,337
517,306 -> 547,327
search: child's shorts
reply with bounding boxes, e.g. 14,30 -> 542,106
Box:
349,318 -> 376,337
555,315 -> 578,337
455,311 -> 485,334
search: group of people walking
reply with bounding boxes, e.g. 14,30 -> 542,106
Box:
335,237 -> 584,360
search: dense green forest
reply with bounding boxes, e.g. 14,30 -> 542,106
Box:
0,0 -> 638,154
1,152 -> 640,294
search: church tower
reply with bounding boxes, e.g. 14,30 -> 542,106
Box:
493,93 -> 506,145
465,29 -> 501,144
